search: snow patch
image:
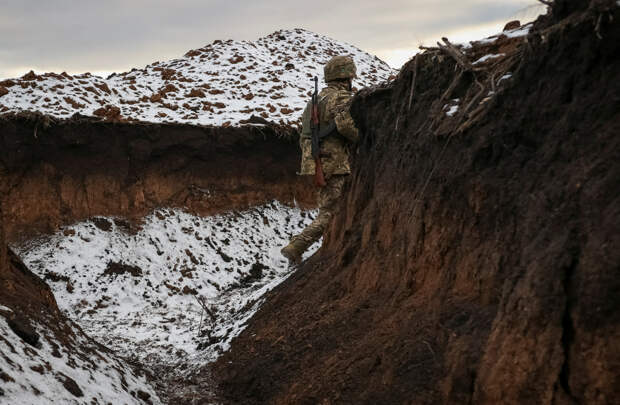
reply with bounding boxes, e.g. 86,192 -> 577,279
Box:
0,317 -> 161,405
443,99 -> 460,117
16,202 -> 317,371
504,24 -> 532,38
498,73 -> 513,85
468,23 -> 532,46
445,105 -> 459,117
473,53 -> 505,65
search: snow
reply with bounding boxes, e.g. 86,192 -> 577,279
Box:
0,29 -> 394,127
497,73 -> 513,84
473,53 -> 505,65
443,99 -> 460,117
467,23 -> 532,47
504,24 -> 533,38
445,105 -> 459,117
16,202 -> 317,372
0,317 -> 161,405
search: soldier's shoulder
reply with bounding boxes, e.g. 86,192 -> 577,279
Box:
325,90 -> 353,112
321,88 -> 351,106
321,87 -> 353,98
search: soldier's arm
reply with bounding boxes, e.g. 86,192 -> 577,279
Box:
334,106 -> 359,143
331,91 -> 359,143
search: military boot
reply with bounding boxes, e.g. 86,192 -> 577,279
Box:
280,237 -> 307,265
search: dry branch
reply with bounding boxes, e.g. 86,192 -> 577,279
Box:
463,84 -> 488,116
435,71 -> 464,115
0,202 -> 5,273
407,56 -> 419,112
437,37 -> 482,72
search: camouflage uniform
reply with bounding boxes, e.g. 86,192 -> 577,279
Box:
281,56 -> 359,264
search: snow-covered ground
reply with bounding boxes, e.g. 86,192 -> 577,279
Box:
0,307 -> 161,405
15,202 -> 317,375
0,28 -> 394,127
462,22 -> 532,48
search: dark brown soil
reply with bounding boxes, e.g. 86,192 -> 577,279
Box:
0,115 -> 314,242
102,261 -> 143,278
214,2 -> 620,404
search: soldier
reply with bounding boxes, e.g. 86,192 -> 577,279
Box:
280,55 -> 359,264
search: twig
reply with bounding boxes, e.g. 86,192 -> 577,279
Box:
462,84 -> 488,116
435,71 -> 464,115
194,294 -> 216,323
407,56 -> 419,112
423,340 -> 436,359
437,37 -> 482,72
595,14 -> 603,40
197,304 -> 204,337
456,91 -> 498,134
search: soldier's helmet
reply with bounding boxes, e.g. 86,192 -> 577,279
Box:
324,55 -> 357,82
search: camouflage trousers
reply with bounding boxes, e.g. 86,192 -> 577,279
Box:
292,175 -> 346,253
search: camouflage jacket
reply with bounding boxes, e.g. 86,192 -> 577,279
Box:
299,81 -> 359,177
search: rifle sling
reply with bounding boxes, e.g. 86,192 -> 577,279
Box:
318,121 -> 338,139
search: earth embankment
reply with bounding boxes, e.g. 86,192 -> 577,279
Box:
214,2 -> 620,404
0,114 -> 313,241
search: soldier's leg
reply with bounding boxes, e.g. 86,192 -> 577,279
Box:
281,175 -> 346,263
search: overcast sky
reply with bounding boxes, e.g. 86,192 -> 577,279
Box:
0,0 -> 546,79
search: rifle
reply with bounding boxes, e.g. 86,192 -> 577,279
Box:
311,76 -> 327,187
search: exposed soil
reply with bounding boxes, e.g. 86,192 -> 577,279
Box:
0,248 -> 58,317
0,114 -> 314,242
102,261 -> 143,278
214,2 -> 620,404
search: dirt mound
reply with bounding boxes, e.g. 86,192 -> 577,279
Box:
214,2 -> 620,404
0,29 -> 393,127
0,113 -> 314,241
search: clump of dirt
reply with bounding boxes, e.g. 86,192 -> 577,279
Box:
58,374 -> 84,398
7,315 -> 41,347
92,104 -> 123,122
103,261 -> 143,278
214,2 -> 620,404
91,217 -> 113,231
240,261 -> 269,285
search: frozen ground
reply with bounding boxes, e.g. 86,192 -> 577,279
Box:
15,202 -> 317,376
0,307 -> 161,405
0,28 -> 393,127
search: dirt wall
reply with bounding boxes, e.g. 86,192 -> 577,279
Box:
214,3 -> 620,404
0,115 -> 313,241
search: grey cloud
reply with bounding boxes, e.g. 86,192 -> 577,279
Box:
0,0 -> 540,77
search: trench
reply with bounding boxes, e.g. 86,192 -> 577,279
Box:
2,2 -> 620,404
213,3 -> 620,404
0,114 -> 318,403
